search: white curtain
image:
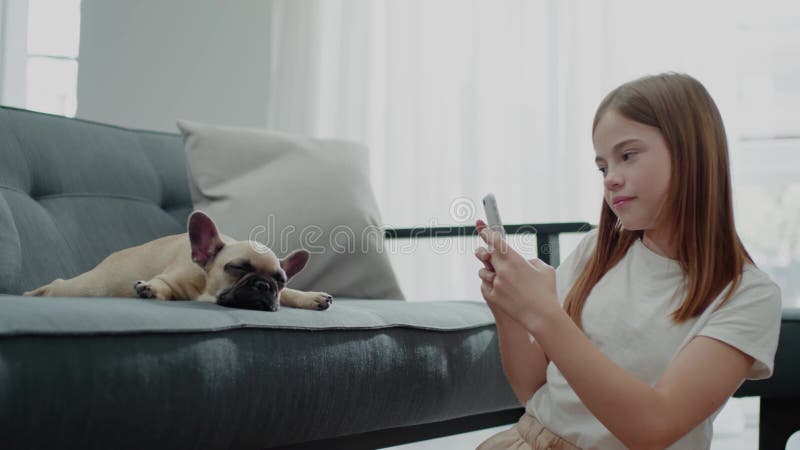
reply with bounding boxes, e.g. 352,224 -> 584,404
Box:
264,0 -> 800,304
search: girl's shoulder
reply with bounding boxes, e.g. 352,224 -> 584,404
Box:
701,263 -> 783,380
705,263 -> 782,333
729,264 -> 782,307
572,227 -> 600,261
555,228 -> 599,280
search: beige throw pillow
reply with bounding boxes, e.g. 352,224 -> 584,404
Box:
177,120 -> 404,300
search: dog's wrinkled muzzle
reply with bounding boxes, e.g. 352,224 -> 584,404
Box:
216,273 -> 280,311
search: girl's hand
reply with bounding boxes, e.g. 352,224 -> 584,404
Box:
475,231 -> 536,323
474,220 -> 560,333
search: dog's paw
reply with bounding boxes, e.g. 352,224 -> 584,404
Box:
311,292 -> 333,311
134,280 -> 156,299
23,285 -> 49,296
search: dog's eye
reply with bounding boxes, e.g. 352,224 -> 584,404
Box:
224,263 -> 248,274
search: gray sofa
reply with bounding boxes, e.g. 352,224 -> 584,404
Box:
0,106 -> 797,449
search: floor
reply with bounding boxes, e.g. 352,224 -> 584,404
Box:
383,397 -> 800,450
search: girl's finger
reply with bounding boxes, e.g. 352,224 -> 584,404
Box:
479,268 -> 495,283
528,257 -> 553,271
479,226 -> 510,257
480,280 -> 493,300
475,247 -> 496,272
478,223 -> 502,246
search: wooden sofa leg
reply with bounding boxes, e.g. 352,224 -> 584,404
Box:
759,397 -> 800,450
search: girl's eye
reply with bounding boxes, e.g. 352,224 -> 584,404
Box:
597,167 -> 607,175
622,151 -> 637,161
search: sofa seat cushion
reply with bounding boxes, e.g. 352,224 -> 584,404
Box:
0,297 -> 517,448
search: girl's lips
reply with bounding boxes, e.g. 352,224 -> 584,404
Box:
612,196 -> 635,207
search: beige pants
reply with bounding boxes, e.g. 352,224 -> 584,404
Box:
476,413 -> 581,450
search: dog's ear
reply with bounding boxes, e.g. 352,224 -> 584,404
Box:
280,249 -> 310,280
188,211 -> 225,266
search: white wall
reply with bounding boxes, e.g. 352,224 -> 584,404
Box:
77,0 -> 273,132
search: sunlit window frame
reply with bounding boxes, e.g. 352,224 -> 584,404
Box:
24,0 -> 81,118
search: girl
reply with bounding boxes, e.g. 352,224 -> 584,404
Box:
474,73 -> 782,450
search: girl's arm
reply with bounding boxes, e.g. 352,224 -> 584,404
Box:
477,242 -> 548,406
490,301 -> 549,406
530,300 -> 753,450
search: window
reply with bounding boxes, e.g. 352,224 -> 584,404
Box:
25,0 -> 81,117
1,0 -> 81,116
730,12 -> 800,307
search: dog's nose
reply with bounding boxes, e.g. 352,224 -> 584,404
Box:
253,280 -> 270,292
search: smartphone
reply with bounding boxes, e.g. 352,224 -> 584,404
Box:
483,193 -> 532,341
482,193 -> 506,238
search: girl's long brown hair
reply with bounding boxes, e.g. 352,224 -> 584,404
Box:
564,73 -> 753,329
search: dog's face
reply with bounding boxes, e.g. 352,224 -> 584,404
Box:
188,211 -> 309,311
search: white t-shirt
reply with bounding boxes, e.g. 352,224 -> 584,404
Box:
526,229 -> 782,450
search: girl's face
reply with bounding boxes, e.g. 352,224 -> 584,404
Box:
593,109 -> 672,233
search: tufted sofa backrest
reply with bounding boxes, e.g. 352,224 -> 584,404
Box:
0,106 -> 193,294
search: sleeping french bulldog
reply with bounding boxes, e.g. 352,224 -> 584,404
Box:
24,211 -> 333,312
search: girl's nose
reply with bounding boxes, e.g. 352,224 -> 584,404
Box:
604,168 -> 624,190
